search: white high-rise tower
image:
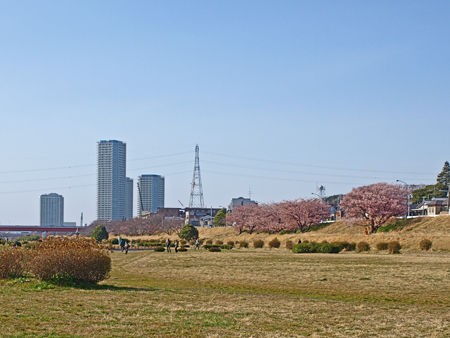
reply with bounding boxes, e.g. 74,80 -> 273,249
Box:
97,140 -> 127,221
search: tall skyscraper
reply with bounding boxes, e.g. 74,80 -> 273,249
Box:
97,140 -> 127,221
137,174 -> 165,215
125,177 -> 133,220
40,193 -> 64,226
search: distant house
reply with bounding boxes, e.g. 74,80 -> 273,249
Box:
426,198 -> 448,216
228,197 -> 258,211
410,198 -> 449,216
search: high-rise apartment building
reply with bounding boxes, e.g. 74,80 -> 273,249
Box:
97,140 -> 127,221
137,174 -> 165,215
40,193 -> 64,226
125,177 -> 133,220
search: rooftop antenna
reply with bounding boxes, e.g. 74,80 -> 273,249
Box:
189,144 -> 205,208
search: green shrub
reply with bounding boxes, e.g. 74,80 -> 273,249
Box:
319,243 -> 342,254
28,237 -> 111,284
285,240 -> 294,250
178,224 -> 199,241
220,244 -> 233,250
268,238 -> 281,249
154,246 -> 166,252
388,241 -> 401,254
292,242 -> 315,253
208,246 -> 221,252
292,242 -> 342,254
0,246 -> 27,279
253,240 -> 264,249
239,240 -> 249,248
91,225 -> 109,243
111,238 -> 119,245
419,239 -> 432,251
356,241 -> 370,252
376,242 -> 389,251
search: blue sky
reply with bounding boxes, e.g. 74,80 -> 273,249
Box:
0,0 -> 449,225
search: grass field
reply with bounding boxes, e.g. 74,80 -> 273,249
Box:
1,249 -> 449,337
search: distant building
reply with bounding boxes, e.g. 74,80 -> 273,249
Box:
228,197 -> 258,211
97,140 -> 127,221
40,193 -> 64,227
63,222 -> 77,227
184,207 -> 221,226
137,174 -> 165,215
125,177 -> 133,220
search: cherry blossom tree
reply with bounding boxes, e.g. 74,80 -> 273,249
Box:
278,198 -> 331,232
340,182 -> 408,234
226,204 -> 261,234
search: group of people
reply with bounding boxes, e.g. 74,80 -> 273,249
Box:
165,238 -> 200,253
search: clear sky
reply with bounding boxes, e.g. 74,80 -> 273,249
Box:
0,0 -> 449,225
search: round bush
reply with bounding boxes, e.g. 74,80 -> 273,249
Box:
388,241 -> 401,254
27,237 -> 111,284
253,240 -> 264,249
208,246 -> 221,252
268,238 -> 281,249
239,240 -> 249,248
178,225 -> 199,241
226,241 -> 235,248
215,240 -> 224,245
419,239 -> 432,251
285,240 -> 294,250
376,242 -> 389,251
356,241 -> 370,252
154,246 -> 166,252
110,238 -> 119,245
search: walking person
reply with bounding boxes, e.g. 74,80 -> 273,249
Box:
166,238 -> 171,253
174,240 -> 179,253
195,238 -> 200,250
124,240 -> 130,254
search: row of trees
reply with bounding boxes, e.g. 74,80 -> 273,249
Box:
228,183 -> 409,235
226,198 -> 330,234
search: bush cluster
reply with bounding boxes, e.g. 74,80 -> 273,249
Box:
387,241 -> 401,254
356,241 -> 370,252
292,241 -> 343,254
0,237 -> 111,284
253,240 -> 265,249
419,239 -> 432,251
268,238 -> 281,248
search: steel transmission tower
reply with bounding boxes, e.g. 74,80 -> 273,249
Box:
189,144 -> 205,208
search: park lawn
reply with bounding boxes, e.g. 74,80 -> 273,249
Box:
0,249 -> 449,337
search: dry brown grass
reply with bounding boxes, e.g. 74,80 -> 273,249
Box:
0,248 -> 449,337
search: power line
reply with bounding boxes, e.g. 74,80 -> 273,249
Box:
201,159 -> 430,182
202,151 -> 434,177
